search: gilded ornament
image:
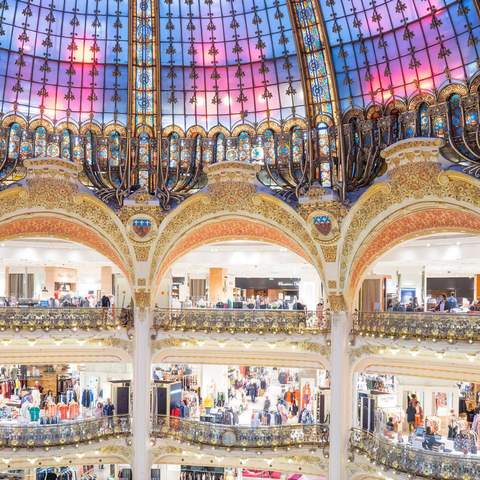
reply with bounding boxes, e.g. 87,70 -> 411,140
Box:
340,138 -> 480,294
134,289 -> 151,309
328,294 -> 346,312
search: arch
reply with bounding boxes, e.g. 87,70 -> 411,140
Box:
0,215 -> 132,281
417,102 -> 430,136
213,132 -> 225,163
148,188 -> 325,294
155,218 -> 312,285
348,206 -> 480,299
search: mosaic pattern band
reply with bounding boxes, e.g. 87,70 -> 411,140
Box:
0,307 -> 133,332
0,415 -> 131,448
153,308 -> 330,335
152,415 -> 329,450
353,311 -> 480,343
350,428 -> 480,480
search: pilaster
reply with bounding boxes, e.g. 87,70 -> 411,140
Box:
328,307 -> 352,480
132,305 -> 153,478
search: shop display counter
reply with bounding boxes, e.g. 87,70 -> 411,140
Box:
350,427 -> 480,479
152,415 -> 329,450
0,414 -> 131,448
153,308 -> 330,335
353,311 -> 480,343
0,307 -> 133,332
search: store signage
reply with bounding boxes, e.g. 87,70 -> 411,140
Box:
313,215 -> 332,236
376,393 -> 397,408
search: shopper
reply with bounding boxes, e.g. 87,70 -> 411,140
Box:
446,292 -> 458,311
406,395 -> 417,432
422,426 -> 437,450
94,401 -> 104,418
263,396 -> 271,413
103,398 -> 115,428
434,294 -> 447,312
101,295 -> 111,308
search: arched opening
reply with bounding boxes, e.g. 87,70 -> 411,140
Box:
153,217 -> 324,295
34,126 -> 47,157
60,128 -> 73,160
316,121 -> 332,187
7,122 -> 21,160
417,102 -> 430,137
213,132 -> 225,163
238,130 -> 251,162
348,206 -> 480,301
0,215 -> 132,283
357,231 -> 480,313
157,239 -> 322,310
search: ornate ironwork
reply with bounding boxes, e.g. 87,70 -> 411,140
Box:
352,311 -> 480,343
0,415 -> 131,448
350,428 -> 480,479
0,307 -> 133,332
152,415 -> 329,450
2,91 -> 480,206
153,308 -> 330,335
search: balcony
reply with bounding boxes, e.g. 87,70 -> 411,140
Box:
153,308 -> 330,336
350,428 -> 480,479
152,416 -> 329,451
352,311 -> 480,343
0,307 -> 133,332
0,415 -> 131,449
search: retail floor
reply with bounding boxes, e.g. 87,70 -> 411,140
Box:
234,382 -> 299,426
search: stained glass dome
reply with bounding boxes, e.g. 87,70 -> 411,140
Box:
1,0 -> 479,131
0,0 -> 479,207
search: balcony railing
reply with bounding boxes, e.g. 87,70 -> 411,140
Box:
152,415 -> 329,450
0,415 -> 131,448
350,428 -> 480,479
153,308 -> 330,335
352,311 -> 480,343
0,307 -> 133,332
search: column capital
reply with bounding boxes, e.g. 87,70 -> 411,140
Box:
134,288 -> 152,310
328,294 -> 347,313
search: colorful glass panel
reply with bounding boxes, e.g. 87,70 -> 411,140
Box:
34,127 -> 47,157
418,103 -> 430,137
0,0 -> 128,126
292,0 -> 334,117
449,93 -> 463,137
7,123 -> 20,160
158,0 -> 305,132
319,0 -> 480,113
60,130 -> 71,160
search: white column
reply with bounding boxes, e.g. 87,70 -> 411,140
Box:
132,306 -> 152,479
328,310 -> 352,480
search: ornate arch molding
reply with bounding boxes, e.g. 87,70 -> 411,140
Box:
338,138 -> 480,304
0,177 -> 135,282
149,185 -> 325,289
155,218 -> 310,283
347,206 -> 480,299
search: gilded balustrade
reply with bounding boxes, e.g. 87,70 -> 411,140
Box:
152,415 -> 329,450
153,308 -> 330,335
352,311 -> 480,343
350,428 -> 480,479
0,307 -> 133,332
0,415 -> 131,448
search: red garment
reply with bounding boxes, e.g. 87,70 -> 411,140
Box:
68,401 -> 80,419
58,403 -> 68,420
